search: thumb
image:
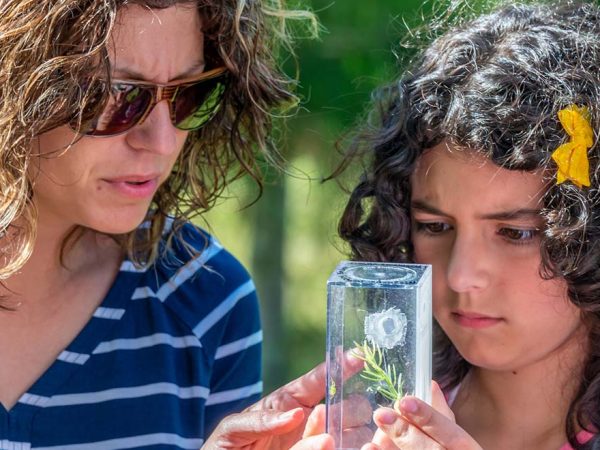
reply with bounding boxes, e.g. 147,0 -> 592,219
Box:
302,404 -> 326,438
205,408 -> 305,447
289,433 -> 335,450
431,381 -> 455,422
361,444 -> 381,450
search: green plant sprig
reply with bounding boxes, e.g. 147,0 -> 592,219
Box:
352,340 -> 403,402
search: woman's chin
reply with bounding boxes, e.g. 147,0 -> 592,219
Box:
86,211 -> 150,235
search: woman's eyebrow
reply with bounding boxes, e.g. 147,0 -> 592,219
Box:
411,199 -> 541,220
112,59 -> 206,82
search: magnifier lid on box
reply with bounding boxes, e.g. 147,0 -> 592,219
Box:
328,261 -> 431,287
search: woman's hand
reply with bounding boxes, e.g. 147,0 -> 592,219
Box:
302,394 -> 374,448
202,352 -> 365,449
362,381 -> 483,450
201,407 -> 334,450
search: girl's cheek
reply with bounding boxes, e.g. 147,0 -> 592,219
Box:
413,237 -> 448,266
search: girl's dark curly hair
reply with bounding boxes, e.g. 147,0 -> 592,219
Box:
0,0 -> 316,277
339,2 -> 600,448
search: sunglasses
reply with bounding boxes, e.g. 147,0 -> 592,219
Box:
71,66 -> 227,137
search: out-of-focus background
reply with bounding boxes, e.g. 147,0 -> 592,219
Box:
202,0 -> 425,393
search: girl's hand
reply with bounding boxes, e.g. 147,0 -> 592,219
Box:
202,353 -> 366,449
363,381 -> 483,450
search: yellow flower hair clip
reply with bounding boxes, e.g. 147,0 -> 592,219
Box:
551,105 -> 593,188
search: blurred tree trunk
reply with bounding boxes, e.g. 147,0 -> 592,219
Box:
251,175 -> 287,394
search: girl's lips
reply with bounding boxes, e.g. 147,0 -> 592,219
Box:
102,177 -> 159,199
452,311 -> 504,329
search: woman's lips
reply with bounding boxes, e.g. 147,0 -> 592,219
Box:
102,176 -> 159,199
452,311 -> 504,329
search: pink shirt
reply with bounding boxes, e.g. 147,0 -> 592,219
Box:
559,431 -> 593,450
445,385 -> 594,449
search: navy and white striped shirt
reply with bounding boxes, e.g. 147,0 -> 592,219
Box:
0,223 -> 262,449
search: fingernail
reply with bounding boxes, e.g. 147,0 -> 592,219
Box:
399,398 -> 419,415
377,409 -> 398,425
346,355 -> 365,373
346,350 -> 363,363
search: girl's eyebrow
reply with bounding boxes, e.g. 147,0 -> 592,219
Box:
411,200 -> 450,217
478,209 -> 542,221
411,199 -> 542,220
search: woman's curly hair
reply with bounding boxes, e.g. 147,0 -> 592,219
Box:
0,0 -> 315,277
339,2 -> 600,448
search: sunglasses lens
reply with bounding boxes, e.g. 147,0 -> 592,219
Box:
173,78 -> 225,130
87,84 -> 152,136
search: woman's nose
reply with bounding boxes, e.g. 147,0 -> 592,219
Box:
125,100 -> 180,155
445,232 -> 491,293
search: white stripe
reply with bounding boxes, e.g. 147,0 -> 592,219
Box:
131,238 -> 223,302
205,381 -> 262,406
0,440 -> 31,450
119,260 -> 147,273
215,330 -> 263,359
93,307 -> 125,320
131,286 -> 156,300
18,393 -> 50,407
137,216 -> 174,233
93,333 -> 202,354
57,350 -> 90,365
193,280 -> 256,339
44,382 -> 209,407
32,433 -> 203,450
163,216 -> 175,234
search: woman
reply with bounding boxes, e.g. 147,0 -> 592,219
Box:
0,0 -> 335,448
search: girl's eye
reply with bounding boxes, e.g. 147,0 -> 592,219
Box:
415,222 -> 451,234
498,227 -> 539,243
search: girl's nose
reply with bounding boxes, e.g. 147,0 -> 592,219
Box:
445,232 -> 491,293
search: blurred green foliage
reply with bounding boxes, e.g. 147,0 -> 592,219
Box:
202,0 -> 425,393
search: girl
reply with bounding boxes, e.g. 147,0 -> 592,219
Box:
339,2 -> 600,449
0,1 -> 334,449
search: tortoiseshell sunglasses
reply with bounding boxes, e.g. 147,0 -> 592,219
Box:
71,66 -> 227,137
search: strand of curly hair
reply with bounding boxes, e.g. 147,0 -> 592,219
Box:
0,0 -> 317,281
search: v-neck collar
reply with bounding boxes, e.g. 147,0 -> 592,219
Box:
0,259 -> 142,418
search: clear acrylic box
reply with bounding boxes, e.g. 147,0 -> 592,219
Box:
326,261 -> 432,449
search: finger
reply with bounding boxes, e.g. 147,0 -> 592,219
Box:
327,394 -> 372,430
431,381 -> 455,421
396,397 -> 483,449
341,425 -> 374,447
213,408 -> 306,446
250,353 -> 364,413
344,394 -> 372,427
289,433 -> 335,450
372,428 -> 400,450
373,407 -> 443,450
304,399 -> 373,438
282,351 -> 364,406
303,405 -> 374,448
303,404 -> 326,438
361,444 -> 381,450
